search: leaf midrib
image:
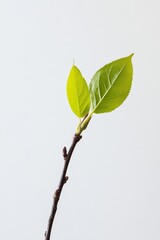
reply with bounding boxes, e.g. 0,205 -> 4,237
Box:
74,72 -> 89,116
73,71 -> 82,115
91,62 -> 127,113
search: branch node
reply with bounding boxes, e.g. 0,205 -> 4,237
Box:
64,176 -> 69,184
54,189 -> 60,201
63,146 -> 68,159
74,134 -> 82,142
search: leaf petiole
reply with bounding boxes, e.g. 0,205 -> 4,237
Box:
76,113 -> 92,134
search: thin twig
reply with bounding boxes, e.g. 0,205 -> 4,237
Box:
44,133 -> 82,240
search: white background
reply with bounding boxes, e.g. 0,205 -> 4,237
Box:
0,0 -> 160,239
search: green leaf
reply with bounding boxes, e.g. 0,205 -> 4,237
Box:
89,54 -> 134,114
66,65 -> 90,117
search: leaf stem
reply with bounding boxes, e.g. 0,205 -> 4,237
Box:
76,113 -> 92,134
44,133 -> 82,240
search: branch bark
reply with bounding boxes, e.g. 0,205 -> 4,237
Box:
44,133 -> 82,240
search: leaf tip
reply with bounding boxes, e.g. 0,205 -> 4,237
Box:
130,53 -> 134,58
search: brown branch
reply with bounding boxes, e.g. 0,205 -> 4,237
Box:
44,133 -> 82,240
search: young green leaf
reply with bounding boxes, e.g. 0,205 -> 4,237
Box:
66,65 -> 90,118
89,54 -> 134,114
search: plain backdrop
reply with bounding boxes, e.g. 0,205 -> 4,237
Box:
0,0 -> 160,239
